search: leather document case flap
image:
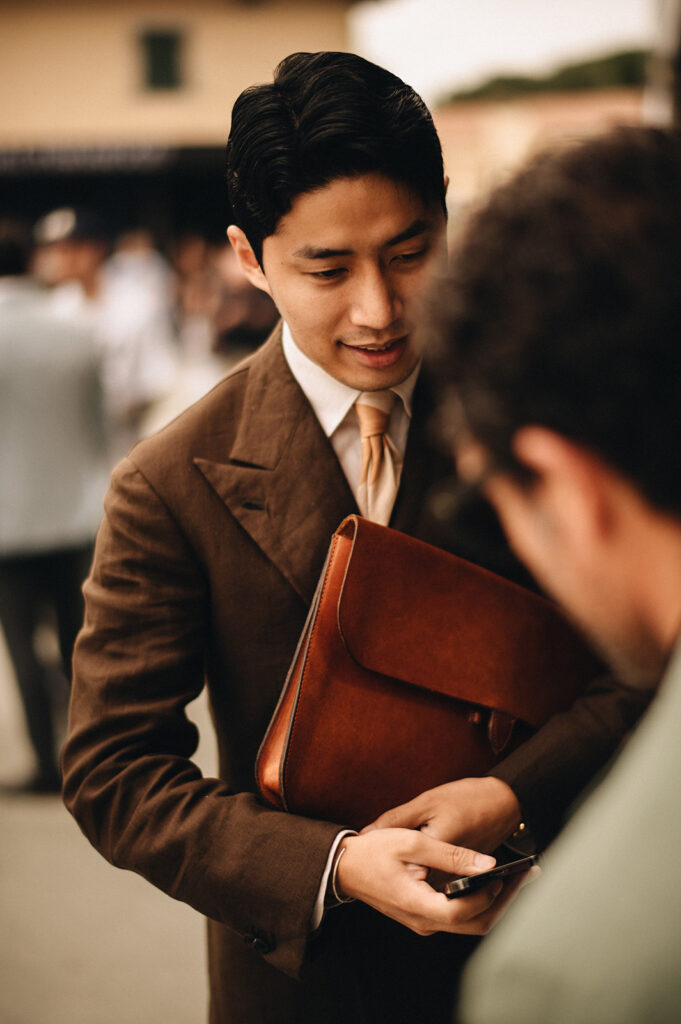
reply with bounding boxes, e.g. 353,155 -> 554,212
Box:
256,515 -> 599,830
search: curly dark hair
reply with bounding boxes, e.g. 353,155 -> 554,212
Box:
226,51 -> 446,264
428,126 -> 681,516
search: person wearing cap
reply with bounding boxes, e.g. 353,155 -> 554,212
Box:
34,208 -> 178,460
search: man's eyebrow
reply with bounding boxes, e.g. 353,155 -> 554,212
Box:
292,218 -> 435,261
293,245 -> 353,260
384,218 -> 434,247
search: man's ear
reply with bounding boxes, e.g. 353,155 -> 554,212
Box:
510,426 -> 614,547
477,426 -> 614,586
226,226 -> 271,295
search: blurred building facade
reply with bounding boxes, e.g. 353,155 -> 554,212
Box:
434,87 -> 645,215
431,0 -> 681,216
0,0 -> 353,238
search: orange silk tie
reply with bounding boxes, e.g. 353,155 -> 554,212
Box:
355,391 -> 400,525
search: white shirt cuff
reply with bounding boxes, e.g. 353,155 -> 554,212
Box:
310,830 -> 357,931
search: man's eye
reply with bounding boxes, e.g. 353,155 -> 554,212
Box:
310,268 -> 347,280
394,249 -> 426,264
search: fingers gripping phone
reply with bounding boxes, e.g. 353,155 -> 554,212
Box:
444,854 -> 539,899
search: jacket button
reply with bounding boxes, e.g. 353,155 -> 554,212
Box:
243,932 -> 275,954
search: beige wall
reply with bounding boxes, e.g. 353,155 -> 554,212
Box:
0,1 -> 351,147
434,87 -> 644,211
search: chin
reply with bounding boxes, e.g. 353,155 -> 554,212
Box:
573,614 -> 665,690
349,359 -> 419,392
598,636 -> 665,690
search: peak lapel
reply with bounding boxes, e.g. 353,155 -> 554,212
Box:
195,332 -> 357,602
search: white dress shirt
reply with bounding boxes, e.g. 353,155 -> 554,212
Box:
281,322 -> 420,926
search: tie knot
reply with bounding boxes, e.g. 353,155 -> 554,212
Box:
355,391 -> 395,439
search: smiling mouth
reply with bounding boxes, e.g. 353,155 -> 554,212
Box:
343,336 -> 405,352
339,334 -> 409,370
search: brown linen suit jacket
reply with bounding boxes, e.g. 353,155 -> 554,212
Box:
62,328 -> 650,1023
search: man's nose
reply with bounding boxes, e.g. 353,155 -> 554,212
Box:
349,267 -> 402,330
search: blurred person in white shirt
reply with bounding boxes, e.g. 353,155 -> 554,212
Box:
34,209 -> 178,461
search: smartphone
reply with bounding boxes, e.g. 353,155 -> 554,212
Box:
444,854 -> 539,899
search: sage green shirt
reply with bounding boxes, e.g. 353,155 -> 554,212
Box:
460,638 -> 681,1024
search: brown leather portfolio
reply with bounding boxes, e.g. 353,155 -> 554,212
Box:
256,514 -> 599,831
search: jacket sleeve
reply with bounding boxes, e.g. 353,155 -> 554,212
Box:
488,673 -> 652,848
62,458 -> 341,979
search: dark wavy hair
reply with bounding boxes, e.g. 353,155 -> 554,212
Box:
226,51 -> 446,263
428,126 -> 681,517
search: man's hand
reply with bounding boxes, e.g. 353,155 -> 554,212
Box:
334,828 -> 529,937
365,777 -> 523,853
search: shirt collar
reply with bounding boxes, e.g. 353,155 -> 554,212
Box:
282,321 -> 419,438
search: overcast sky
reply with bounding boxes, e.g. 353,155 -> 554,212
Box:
349,0 -> 660,104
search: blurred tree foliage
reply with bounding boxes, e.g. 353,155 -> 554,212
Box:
444,49 -> 648,103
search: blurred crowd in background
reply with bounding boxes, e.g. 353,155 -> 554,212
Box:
0,209 -> 278,794
31,208 -> 280,459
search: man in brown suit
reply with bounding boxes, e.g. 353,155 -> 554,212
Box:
62,53 -> 649,1023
